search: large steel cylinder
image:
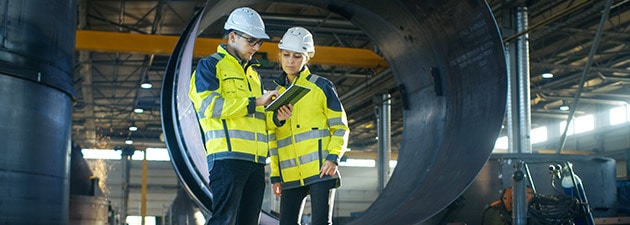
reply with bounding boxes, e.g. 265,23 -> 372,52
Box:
0,1 -> 77,224
162,0 -> 506,224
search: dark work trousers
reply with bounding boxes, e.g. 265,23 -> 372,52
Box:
279,179 -> 337,225
206,159 -> 265,225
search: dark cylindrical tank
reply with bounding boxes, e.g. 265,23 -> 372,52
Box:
0,1 -> 77,224
69,195 -> 110,225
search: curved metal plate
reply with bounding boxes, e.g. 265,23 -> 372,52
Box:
161,0 -> 507,224
161,7 -> 213,214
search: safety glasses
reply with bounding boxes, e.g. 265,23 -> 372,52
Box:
235,32 -> 263,47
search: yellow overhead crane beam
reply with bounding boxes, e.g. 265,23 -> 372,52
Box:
76,30 -> 388,68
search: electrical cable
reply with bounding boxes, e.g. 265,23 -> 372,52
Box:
528,194 -> 581,225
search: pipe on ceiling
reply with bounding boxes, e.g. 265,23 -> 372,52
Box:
161,0 -> 507,224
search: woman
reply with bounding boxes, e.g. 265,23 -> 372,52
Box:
269,27 -> 350,225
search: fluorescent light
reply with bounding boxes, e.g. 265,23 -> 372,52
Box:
140,82 -> 153,89
126,216 -> 156,225
140,75 -> 152,89
82,149 -> 123,160
82,148 -> 171,161
131,148 -> 171,161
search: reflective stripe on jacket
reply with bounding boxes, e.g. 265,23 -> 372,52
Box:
189,44 -> 277,164
269,66 -> 350,189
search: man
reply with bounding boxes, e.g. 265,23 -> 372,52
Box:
188,7 -> 292,225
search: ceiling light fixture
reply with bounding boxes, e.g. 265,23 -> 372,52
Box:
559,105 -> 570,111
134,108 -> 144,114
541,72 -> 554,79
125,137 -> 134,145
140,75 -> 152,89
129,122 -> 138,132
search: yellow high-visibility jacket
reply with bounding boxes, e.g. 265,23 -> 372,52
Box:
189,44 -> 280,164
270,66 -> 349,189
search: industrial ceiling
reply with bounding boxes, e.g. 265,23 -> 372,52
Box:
72,0 -> 630,154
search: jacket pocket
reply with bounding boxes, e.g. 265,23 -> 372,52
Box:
222,76 -> 246,98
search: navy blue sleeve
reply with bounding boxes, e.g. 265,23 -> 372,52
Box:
194,56 -> 220,92
314,77 -> 343,112
247,97 -> 256,114
270,176 -> 282,184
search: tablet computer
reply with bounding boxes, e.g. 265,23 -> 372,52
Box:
265,85 -> 311,111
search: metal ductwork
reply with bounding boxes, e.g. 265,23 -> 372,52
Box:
161,0 -> 506,224
0,0 -> 77,224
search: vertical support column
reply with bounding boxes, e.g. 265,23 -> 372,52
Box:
516,6 -> 532,154
504,6 -> 531,154
512,161 -> 527,225
501,4 -> 518,154
377,93 -> 391,193
120,147 -> 135,225
505,39 -> 518,153
78,0 -> 96,144
142,150 -> 148,225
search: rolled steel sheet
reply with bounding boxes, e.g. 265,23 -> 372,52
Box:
0,1 -> 76,224
161,0 -> 506,224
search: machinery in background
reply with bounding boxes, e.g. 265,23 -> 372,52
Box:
553,162 -> 595,225
484,185 -> 534,224
420,154 -> 618,225
482,161 -> 595,225
69,145 -> 118,225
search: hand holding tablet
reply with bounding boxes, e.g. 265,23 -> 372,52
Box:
265,85 -> 310,111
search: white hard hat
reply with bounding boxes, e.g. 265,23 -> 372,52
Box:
224,7 -> 269,39
278,27 -> 315,57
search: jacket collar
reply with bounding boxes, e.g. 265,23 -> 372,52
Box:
217,43 -> 261,67
275,66 -> 310,88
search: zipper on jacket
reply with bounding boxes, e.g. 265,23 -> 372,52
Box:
222,119 -> 232,152
244,64 -> 253,91
317,138 -> 323,168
